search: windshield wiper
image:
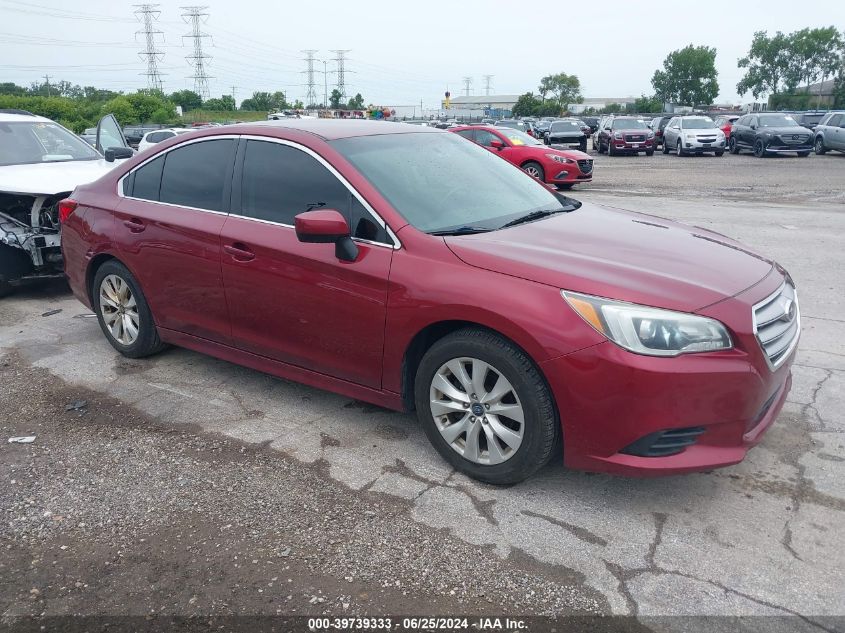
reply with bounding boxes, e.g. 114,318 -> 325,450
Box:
428,226 -> 493,236
499,208 -> 567,229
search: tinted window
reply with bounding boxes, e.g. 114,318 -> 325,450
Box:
159,139 -> 233,211
239,140 -> 389,243
147,131 -> 173,143
130,155 -> 164,201
454,130 -> 475,141
475,130 -> 501,147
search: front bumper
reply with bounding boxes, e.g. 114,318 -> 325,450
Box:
683,138 -> 726,151
763,143 -> 813,153
542,273 -> 796,476
611,139 -> 654,151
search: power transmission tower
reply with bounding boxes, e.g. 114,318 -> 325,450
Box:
43,74 -> 51,96
301,50 -> 319,108
181,6 -> 213,99
330,50 -> 351,102
462,76 -> 473,96
134,4 -> 165,92
483,75 -> 494,96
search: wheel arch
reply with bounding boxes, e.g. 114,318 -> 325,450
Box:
85,253 -> 118,306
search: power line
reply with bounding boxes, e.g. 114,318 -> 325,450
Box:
181,5 -> 212,99
134,4 -> 165,92
301,50 -> 318,108
483,74 -> 493,96
462,76 -> 473,96
330,49 -> 351,102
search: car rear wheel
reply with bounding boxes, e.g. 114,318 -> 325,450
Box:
815,137 -> 827,155
662,138 -> 670,154
729,137 -> 739,154
414,328 -> 559,485
522,161 -> 545,182
754,140 -> 767,158
797,151 -> 810,157
93,260 -> 166,358
645,150 -> 654,156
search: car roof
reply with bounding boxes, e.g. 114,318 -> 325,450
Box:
221,119 -> 440,140
0,111 -> 53,123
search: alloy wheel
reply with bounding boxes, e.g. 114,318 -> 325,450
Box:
99,274 -> 140,346
429,357 -> 525,465
523,164 -> 541,178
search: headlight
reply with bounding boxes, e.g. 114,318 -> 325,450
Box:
562,291 -> 733,357
546,154 -> 574,164
685,134 -> 696,140
613,132 -> 623,139
647,131 -> 654,138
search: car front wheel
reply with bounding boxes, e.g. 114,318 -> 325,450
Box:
754,140 -> 767,158
414,328 -> 559,485
521,161 -> 545,182
815,137 -> 826,155
93,260 -> 166,358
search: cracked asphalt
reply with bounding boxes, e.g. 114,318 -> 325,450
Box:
1,153 -> 844,631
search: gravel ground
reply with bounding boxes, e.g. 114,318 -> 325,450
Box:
0,353 -> 605,621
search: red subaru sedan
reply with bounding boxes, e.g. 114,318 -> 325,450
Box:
60,120 -> 798,484
450,125 -> 592,189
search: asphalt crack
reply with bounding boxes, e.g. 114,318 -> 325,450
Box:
521,510 -> 608,547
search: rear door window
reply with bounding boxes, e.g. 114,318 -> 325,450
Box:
128,155 -> 165,201
159,139 -> 235,211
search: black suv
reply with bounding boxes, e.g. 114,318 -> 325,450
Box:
791,111 -> 826,131
729,113 -> 813,157
649,115 -> 673,149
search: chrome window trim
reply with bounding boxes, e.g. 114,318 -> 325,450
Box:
117,134 -> 400,250
751,281 -> 801,371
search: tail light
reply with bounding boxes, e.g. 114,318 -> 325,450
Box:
58,199 -> 78,223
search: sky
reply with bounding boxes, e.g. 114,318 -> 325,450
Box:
1,0 -> 844,109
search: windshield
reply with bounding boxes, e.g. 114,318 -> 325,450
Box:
550,121 -> 582,133
682,118 -> 717,129
331,132 -> 565,233
759,114 -> 798,127
611,119 -> 647,130
0,121 -> 100,166
495,120 -> 522,129
498,128 -> 542,146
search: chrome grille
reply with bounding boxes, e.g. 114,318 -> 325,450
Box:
577,159 -> 593,174
752,282 -> 800,370
781,134 -> 809,145
625,134 -> 646,142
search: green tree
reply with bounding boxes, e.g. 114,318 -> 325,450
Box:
329,89 -> 343,109
292,99 -> 304,109
203,95 -> 236,111
0,82 -> 26,95
538,72 -> 582,112
169,89 -> 203,112
100,96 -> 136,126
736,31 -> 791,99
652,45 -> 719,106
512,92 -> 541,118
150,108 -> 172,124
347,93 -> 365,110
126,91 -> 174,122
785,27 -> 844,92
633,95 -> 663,113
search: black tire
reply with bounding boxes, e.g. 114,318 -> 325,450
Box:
676,140 -> 685,157
557,183 -> 574,190
729,137 -> 739,154
607,140 -> 616,156
0,244 -> 34,299
521,161 -> 545,182
662,138 -> 670,154
92,260 -> 166,358
797,151 -> 810,157
715,150 -> 725,157
579,140 -> 587,152
414,328 -> 559,485
815,137 -> 827,155
645,150 -> 654,156
754,140 -> 767,158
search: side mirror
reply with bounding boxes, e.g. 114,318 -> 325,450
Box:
104,147 -> 134,162
750,124 -> 757,130
489,139 -> 505,150
294,209 -> 358,262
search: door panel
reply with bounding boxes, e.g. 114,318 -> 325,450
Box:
115,198 -> 231,343
220,216 -> 392,388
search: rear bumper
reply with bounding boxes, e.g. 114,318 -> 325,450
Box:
542,331 -> 795,476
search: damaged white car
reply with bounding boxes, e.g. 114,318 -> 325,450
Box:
0,110 -> 133,297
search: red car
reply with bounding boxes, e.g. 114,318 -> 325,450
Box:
60,120 -> 798,484
596,117 -> 655,155
714,115 -> 740,141
450,125 -> 592,189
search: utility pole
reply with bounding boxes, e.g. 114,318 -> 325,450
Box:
462,76 -> 473,97
483,74 -> 493,96
230,85 -> 237,109
181,5 -> 213,99
134,4 -> 165,92
330,49 -> 351,102
43,74 -> 51,96
301,50 -> 318,108
323,59 -> 328,108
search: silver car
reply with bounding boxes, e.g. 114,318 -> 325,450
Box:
662,116 -> 726,156
813,111 -> 845,155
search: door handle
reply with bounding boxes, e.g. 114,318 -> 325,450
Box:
123,218 -> 146,233
223,243 -> 255,262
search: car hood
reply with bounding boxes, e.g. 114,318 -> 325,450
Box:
444,202 -> 774,313
549,129 -> 584,136
0,159 -> 121,196
760,126 -> 812,136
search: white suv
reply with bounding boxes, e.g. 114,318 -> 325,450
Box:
662,115 -> 726,157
